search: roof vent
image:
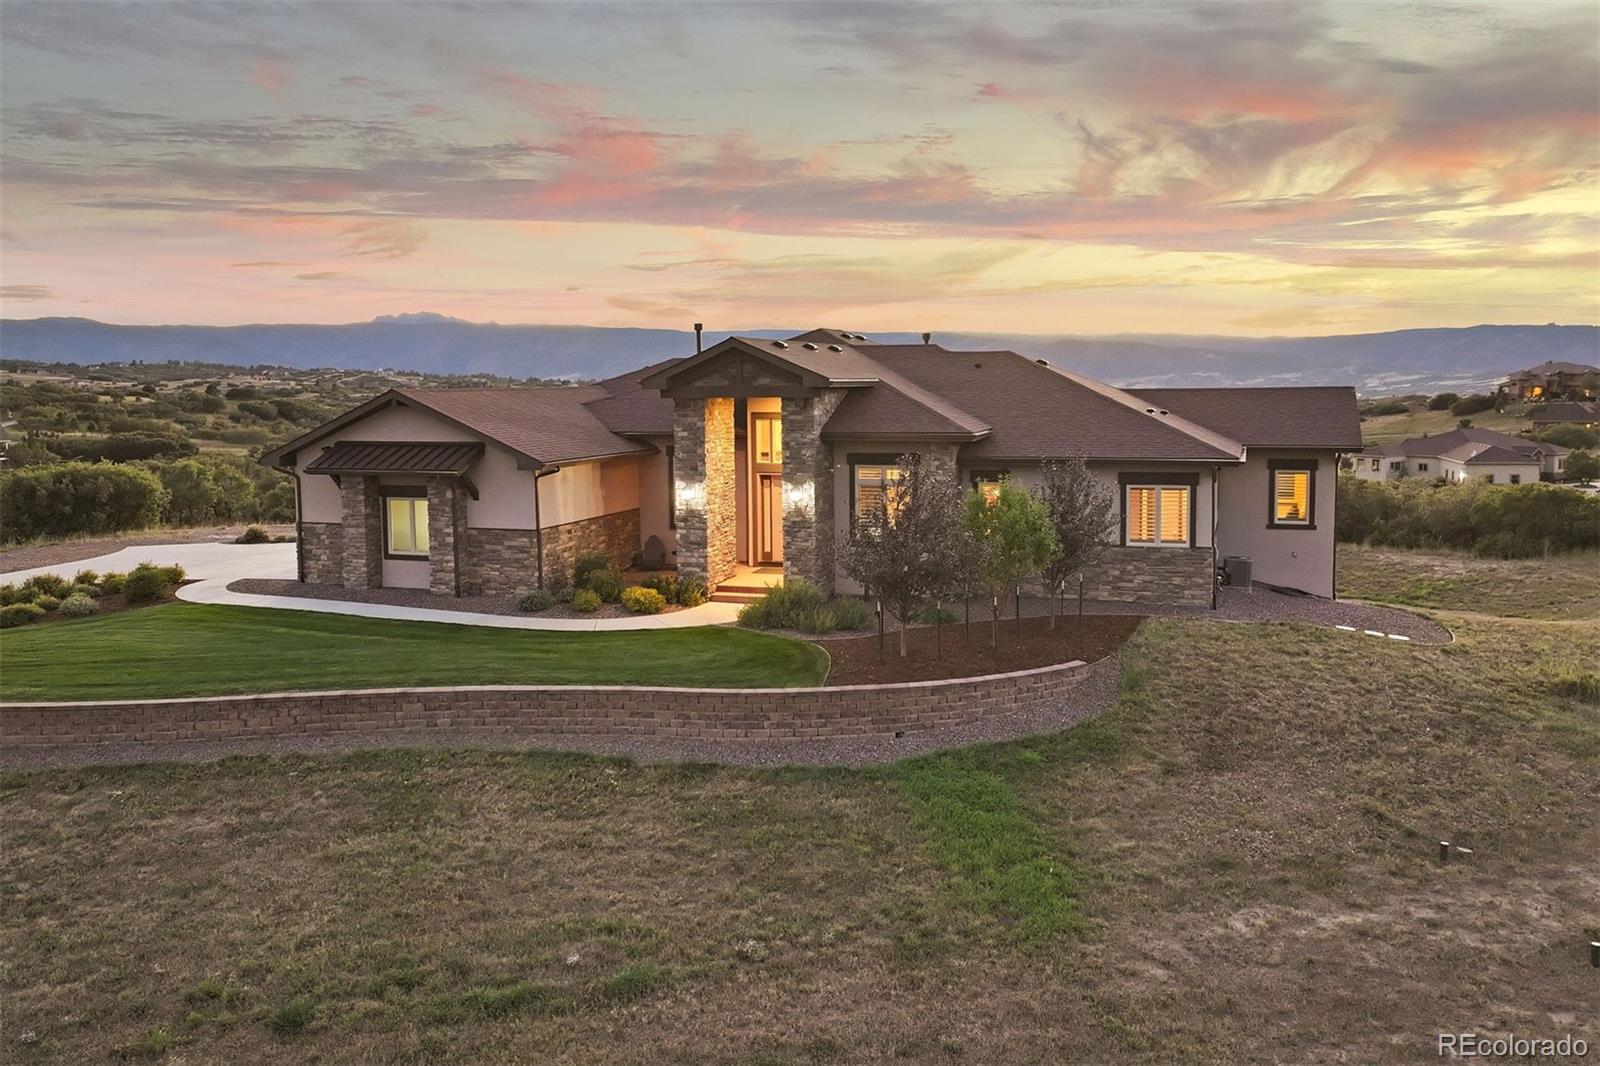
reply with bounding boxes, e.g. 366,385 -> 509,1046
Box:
1159,409 -> 1169,416
827,344 -> 842,352
1145,407 -> 1156,414
802,342 -> 818,350
772,340 -> 789,349
1035,359 -> 1048,366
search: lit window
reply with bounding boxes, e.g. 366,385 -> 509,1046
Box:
971,470 -> 1007,506
753,413 -> 782,465
1125,485 -> 1190,546
1370,458 -> 1379,471
854,463 -> 905,523
1273,470 -> 1311,524
385,495 -> 430,557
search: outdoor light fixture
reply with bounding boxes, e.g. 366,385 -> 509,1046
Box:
675,478 -> 706,513
782,478 -> 814,516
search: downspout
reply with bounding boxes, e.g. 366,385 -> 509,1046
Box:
532,465 -> 561,588
284,463 -> 305,582
1210,464 -> 1220,611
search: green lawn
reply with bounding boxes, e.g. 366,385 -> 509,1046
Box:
0,604 -> 828,700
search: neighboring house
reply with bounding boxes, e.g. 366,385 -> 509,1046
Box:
262,329 -> 1362,605
1502,361 -> 1599,400
0,415 -> 15,467
1529,401 -> 1600,429
1353,427 -> 1569,485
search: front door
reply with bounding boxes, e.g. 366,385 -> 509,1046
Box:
756,473 -> 784,563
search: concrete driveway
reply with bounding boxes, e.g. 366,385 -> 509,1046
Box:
0,541 -> 297,587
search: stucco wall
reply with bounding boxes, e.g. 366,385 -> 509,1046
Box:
1213,450 -> 1337,597
635,436 -> 677,564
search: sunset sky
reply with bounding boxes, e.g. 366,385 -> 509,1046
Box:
2,0 -> 1597,334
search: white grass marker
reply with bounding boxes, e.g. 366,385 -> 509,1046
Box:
1364,629 -> 1385,637
1388,633 -> 1411,641
1335,624 -> 1357,631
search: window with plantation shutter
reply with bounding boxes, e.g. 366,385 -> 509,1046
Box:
1125,484 -> 1190,546
1267,461 -> 1317,528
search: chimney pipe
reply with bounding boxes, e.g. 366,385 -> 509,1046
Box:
921,332 -> 932,345
694,322 -> 703,353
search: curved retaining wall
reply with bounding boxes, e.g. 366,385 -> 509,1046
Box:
0,659 -> 1089,749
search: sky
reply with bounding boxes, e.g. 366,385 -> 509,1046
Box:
1,0 -> 1597,334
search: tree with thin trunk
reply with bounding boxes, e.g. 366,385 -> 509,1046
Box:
1037,457 -> 1117,628
840,452 -> 966,657
962,480 -> 1057,648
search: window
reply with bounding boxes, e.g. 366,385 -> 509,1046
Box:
383,490 -> 429,558
1418,462 -> 1429,472
1484,474 -> 1495,484
970,469 -> 1008,506
1510,474 -> 1521,484
753,413 -> 782,465
1370,458 -> 1380,471
1124,485 -> 1190,546
852,458 -> 906,523
1390,461 -> 1404,472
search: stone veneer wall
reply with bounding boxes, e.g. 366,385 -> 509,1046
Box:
300,522 -> 342,584
340,476 -> 382,589
462,510 -> 641,595
673,397 -> 736,587
780,390 -> 847,592
427,477 -> 468,596
2,659 -> 1089,749
1079,546 -> 1213,607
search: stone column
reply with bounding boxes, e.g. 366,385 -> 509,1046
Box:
340,476 -> 382,589
781,390 -> 846,593
427,477 -> 466,596
673,396 -> 737,587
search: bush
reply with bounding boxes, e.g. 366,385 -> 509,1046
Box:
583,567 -> 624,603
23,573 -> 70,598
1336,474 -> 1600,556
572,551 -> 612,589
160,564 -> 187,585
32,594 -> 61,612
544,558 -> 571,594
0,603 -> 46,628
621,586 -> 667,614
737,580 -> 828,629
68,582 -> 100,599
516,588 -> 556,613
123,563 -> 172,605
641,572 -> 679,601
1536,424 -> 1599,450
829,596 -> 873,630
795,606 -> 839,634
47,431 -> 197,463
1365,401 -> 1409,416
572,588 -> 602,613
1428,392 -> 1461,411
675,579 -> 707,608
1449,394 -> 1496,416
71,568 -> 99,587
100,572 -> 127,594
916,602 -> 956,625
59,593 -> 99,617
235,525 -> 272,544
0,583 -> 22,606
0,462 -> 169,542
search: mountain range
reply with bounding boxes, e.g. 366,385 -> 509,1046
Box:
3,316 -> 1596,395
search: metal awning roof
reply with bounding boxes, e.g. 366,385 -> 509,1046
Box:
304,440 -> 483,476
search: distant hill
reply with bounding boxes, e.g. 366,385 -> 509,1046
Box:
2,316 -> 1594,394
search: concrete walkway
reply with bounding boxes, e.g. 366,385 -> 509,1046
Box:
0,541 -> 742,631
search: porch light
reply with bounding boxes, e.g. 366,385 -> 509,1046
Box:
675,478 -> 706,513
782,478 -> 815,516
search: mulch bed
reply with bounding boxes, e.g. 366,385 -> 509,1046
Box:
821,613 -> 1143,685
9,583 -> 189,629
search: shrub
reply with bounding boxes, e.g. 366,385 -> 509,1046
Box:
123,563 -> 172,605
1365,401 -> 1409,416
1428,392 -> 1461,411
584,567 -> 624,603
31,594 -> 60,612
0,462 -> 168,542
1449,394 -> 1496,416
0,603 -> 46,628
1336,474 -> 1600,556
572,588 -> 602,613
235,525 -> 272,544
917,602 -> 956,625
1537,424 -> 1599,450
572,551 -> 612,589
621,586 -> 667,614
160,564 -> 187,585
641,572 -> 679,601
71,568 -> 99,587
544,557 -> 571,594
100,572 -> 127,594
829,596 -> 873,630
0,583 -> 21,606
675,579 -> 707,608
795,606 -> 839,634
516,588 -> 556,613
23,573 -> 70,598
46,431 -> 197,463
59,593 -> 99,617
68,582 -> 100,599
737,580 -> 828,629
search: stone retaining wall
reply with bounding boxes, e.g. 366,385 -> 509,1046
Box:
1,659 -> 1088,749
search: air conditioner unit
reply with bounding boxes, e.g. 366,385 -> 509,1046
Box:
1222,556 -> 1252,589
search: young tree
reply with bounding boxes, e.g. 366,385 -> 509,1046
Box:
1036,457 -> 1117,628
1565,448 -> 1599,485
962,480 -> 1058,648
839,452 -> 966,657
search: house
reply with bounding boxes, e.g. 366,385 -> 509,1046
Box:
261,329 -> 1362,606
1501,361 -> 1599,401
1529,400 -> 1600,430
0,415 -> 16,467
1353,427 -> 1568,485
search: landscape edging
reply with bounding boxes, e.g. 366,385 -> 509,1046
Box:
0,657 -> 1090,749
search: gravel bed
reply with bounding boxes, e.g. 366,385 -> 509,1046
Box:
0,656 -> 1122,772
0,524 -> 293,573
1212,586 -> 1452,643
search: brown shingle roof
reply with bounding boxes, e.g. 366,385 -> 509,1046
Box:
1131,387 -> 1363,450
395,385 -> 649,466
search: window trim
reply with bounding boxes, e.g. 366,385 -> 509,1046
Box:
1267,458 -> 1318,530
1117,472 -> 1197,548
381,485 -> 430,560
849,452 -> 912,526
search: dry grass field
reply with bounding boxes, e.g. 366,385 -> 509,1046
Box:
1359,404 -> 1532,445
3,554 -> 1597,1063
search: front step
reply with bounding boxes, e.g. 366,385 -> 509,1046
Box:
710,589 -> 766,604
